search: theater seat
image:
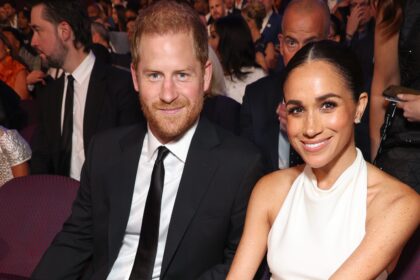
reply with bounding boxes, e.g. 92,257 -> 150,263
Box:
0,175 -> 79,277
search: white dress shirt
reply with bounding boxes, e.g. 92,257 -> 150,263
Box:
61,51 -> 95,180
260,10 -> 273,34
107,120 -> 199,280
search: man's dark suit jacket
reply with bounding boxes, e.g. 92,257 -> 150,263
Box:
261,11 -> 282,46
32,117 -> 264,279
202,95 -> 241,135
241,73 -> 283,173
30,58 -> 143,175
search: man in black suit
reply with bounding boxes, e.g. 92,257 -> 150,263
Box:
29,0 -> 142,180
32,1 -> 264,279
241,0 -> 330,172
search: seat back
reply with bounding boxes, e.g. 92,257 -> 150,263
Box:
0,175 -> 79,277
389,228 -> 420,280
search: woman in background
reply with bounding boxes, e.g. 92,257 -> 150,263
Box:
209,15 -> 266,103
0,32 -> 29,100
111,4 -> 127,32
369,0 -> 420,193
227,40 -> 419,279
0,124 -> 31,187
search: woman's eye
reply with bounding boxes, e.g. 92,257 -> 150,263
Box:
287,106 -> 303,115
321,101 -> 337,110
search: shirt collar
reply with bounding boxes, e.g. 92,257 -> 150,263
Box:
65,51 -> 96,85
261,10 -> 273,32
146,118 -> 199,163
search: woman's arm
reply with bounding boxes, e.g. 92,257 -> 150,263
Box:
13,69 -> 30,100
369,12 -> 400,160
11,161 -> 30,178
226,179 -> 271,279
227,171 -> 292,279
396,94 -> 420,122
331,175 -> 420,279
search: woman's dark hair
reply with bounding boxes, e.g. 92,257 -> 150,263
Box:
0,32 -> 15,57
283,40 -> 364,101
214,15 -> 259,81
2,26 -> 24,47
113,4 -> 127,32
30,0 -> 92,52
376,0 -> 404,40
2,26 -> 38,58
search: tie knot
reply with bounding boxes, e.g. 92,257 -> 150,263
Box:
67,75 -> 74,83
156,146 -> 169,163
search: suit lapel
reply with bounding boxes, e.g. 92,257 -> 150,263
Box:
267,73 -> 284,171
106,124 -> 146,269
83,60 -> 107,152
160,118 -> 220,277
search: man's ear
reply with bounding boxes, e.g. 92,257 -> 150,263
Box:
203,59 -> 212,93
57,21 -> 73,42
130,63 -> 140,93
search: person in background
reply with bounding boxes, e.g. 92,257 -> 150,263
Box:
259,0 -> 282,56
91,21 -> 131,70
240,0 -> 330,173
242,0 -> 277,71
126,18 -> 136,42
0,124 -> 31,187
2,0 -> 17,28
2,26 -> 41,72
29,0 -> 142,180
208,0 -> 227,24
225,0 -> 241,14
111,4 -> 127,32
125,6 -> 138,21
227,40 -> 420,280
370,0 -> 420,193
0,5 -> 8,28
17,7 -> 33,45
210,15 -> 266,103
0,32 -> 29,100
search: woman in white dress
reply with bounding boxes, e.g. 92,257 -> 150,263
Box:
227,40 -> 420,279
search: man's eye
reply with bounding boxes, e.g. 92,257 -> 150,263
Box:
177,72 -> 189,81
286,39 -> 297,48
148,73 -> 161,81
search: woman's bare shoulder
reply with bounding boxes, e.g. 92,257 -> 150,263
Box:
251,165 -> 305,223
254,165 -> 304,194
366,163 -> 420,222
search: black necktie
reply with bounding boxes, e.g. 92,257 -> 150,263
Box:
130,146 -> 170,280
59,75 -> 74,176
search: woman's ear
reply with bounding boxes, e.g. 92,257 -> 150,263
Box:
354,92 -> 368,124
